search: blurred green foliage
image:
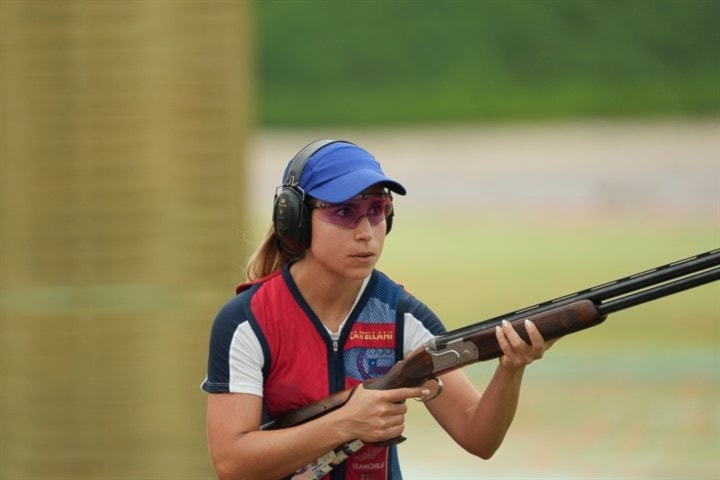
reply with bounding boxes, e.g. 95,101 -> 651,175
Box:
257,0 -> 719,126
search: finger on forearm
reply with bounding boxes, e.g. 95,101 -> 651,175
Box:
524,319 -> 546,346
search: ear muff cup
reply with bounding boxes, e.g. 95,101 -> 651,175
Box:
273,139 -> 340,258
272,181 -> 311,258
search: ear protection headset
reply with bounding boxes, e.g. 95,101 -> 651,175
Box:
272,139 -> 395,259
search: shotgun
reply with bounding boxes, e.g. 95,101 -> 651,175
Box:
263,249 -> 720,479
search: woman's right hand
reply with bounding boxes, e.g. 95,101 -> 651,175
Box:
336,384 -> 429,443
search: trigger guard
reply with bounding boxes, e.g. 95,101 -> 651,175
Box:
414,376 -> 443,403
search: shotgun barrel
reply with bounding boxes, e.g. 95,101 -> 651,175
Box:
431,249 -> 719,349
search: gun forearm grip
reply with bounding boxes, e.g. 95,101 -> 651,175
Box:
471,299 -> 606,361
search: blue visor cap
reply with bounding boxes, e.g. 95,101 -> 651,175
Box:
294,142 -> 407,203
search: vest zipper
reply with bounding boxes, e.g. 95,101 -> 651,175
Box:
330,336 -> 345,480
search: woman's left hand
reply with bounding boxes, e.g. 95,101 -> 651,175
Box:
495,319 -> 557,372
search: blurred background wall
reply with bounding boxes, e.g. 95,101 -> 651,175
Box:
1,1 -> 250,478
0,1 -> 718,479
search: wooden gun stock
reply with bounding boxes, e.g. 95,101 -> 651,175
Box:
263,388 -> 355,431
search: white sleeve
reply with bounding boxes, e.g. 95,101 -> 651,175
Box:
228,321 -> 265,396
402,312 -> 436,357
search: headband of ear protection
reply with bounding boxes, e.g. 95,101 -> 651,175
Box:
272,139 -> 395,259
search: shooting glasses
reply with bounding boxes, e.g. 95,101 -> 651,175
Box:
311,193 -> 393,230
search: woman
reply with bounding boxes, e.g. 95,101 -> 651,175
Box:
201,140 -> 553,480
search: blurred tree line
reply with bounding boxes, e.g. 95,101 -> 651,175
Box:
257,0 -> 719,126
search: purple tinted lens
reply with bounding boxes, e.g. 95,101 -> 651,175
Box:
315,195 -> 392,229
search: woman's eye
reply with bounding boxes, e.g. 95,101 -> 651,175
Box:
368,205 -> 383,216
334,206 -> 353,218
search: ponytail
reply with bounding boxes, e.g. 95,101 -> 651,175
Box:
245,225 -> 294,281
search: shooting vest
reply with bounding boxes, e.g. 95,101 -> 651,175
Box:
237,265 -> 407,480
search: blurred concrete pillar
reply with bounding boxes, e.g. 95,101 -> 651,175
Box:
0,1 -> 252,478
